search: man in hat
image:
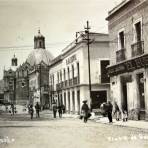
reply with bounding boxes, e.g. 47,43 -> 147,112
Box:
81,100 -> 89,123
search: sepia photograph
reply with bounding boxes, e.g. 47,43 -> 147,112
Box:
0,0 -> 148,148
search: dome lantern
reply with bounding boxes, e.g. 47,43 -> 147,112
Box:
34,29 -> 45,49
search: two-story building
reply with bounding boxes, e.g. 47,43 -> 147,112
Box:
107,0 -> 148,120
49,32 -> 110,114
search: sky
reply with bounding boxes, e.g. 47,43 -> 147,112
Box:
0,0 -> 122,79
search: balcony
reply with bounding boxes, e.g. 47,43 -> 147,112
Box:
56,83 -> 62,91
64,80 -> 68,87
116,48 -> 126,62
131,41 -> 144,57
69,79 -> 73,86
73,77 -> 79,85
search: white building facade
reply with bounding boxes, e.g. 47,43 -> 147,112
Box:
49,33 -> 110,114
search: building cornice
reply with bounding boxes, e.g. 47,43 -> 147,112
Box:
106,0 -> 131,20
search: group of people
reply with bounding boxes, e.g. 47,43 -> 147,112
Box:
29,100 -> 127,123
52,102 -> 65,118
102,101 -> 128,123
29,102 -> 41,119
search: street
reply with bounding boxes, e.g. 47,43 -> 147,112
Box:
0,112 -> 148,148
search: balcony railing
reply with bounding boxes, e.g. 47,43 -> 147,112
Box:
69,79 -> 73,86
56,83 -> 61,91
73,77 -> 79,85
55,77 -> 80,91
116,48 -> 126,62
131,41 -> 144,57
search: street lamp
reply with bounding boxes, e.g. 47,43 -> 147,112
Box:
76,21 -> 92,109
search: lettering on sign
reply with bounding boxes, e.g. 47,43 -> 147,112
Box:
125,61 -> 135,71
108,54 -> 148,76
66,54 -> 77,65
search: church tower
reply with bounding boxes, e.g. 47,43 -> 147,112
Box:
34,29 -> 45,49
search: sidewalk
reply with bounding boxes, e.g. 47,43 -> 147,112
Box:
62,112 -> 148,130
95,117 -> 148,130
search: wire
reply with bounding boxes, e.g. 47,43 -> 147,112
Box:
0,41 -> 71,51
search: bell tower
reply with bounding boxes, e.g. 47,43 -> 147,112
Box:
34,29 -> 45,49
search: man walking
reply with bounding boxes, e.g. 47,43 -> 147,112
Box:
52,102 -> 57,118
35,102 -> 40,118
58,105 -> 63,118
81,100 -> 89,123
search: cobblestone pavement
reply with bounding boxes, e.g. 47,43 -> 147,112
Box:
0,112 -> 148,148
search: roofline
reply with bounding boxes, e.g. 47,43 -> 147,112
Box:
106,0 -> 131,20
62,32 -> 109,53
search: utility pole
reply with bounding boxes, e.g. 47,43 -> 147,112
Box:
85,21 -> 92,109
75,21 -> 92,109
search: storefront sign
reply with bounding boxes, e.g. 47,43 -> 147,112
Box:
108,54 -> 148,76
66,54 -> 77,65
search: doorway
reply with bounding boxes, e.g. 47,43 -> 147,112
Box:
122,83 -> 128,112
77,90 -> 80,115
72,91 -> 75,113
91,91 -> 107,109
68,91 -> 70,113
137,73 -> 145,120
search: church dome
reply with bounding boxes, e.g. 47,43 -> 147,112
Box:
26,30 -> 54,66
26,49 -> 53,66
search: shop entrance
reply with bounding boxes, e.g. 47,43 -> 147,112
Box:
91,91 -> 107,109
137,73 -> 145,120
121,75 -> 132,112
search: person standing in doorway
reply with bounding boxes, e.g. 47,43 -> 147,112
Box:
107,101 -> 113,123
81,100 -> 89,123
35,102 -> 40,118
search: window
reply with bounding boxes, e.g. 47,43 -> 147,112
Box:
118,29 -> 125,50
133,18 -> 142,43
135,21 -> 142,42
63,69 -> 66,81
39,41 -> 42,48
119,31 -> 125,49
77,62 -> 80,83
67,67 -> 70,80
72,65 -> 74,79
60,70 -> 62,82
57,72 -> 60,83
100,60 -> 110,83
53,74 -> 54,87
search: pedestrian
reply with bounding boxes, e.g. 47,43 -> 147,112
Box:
122,110 -> 128,122
113,101 -> 120,121
61,104 -> 66,114
52,102 -> 57,118
81,100 -> 89,123
10,103 -> 15,116
58,105 -> 63,118
107,101 -> 113,123
29,105 -> 34,120
35,102 -> 40,118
